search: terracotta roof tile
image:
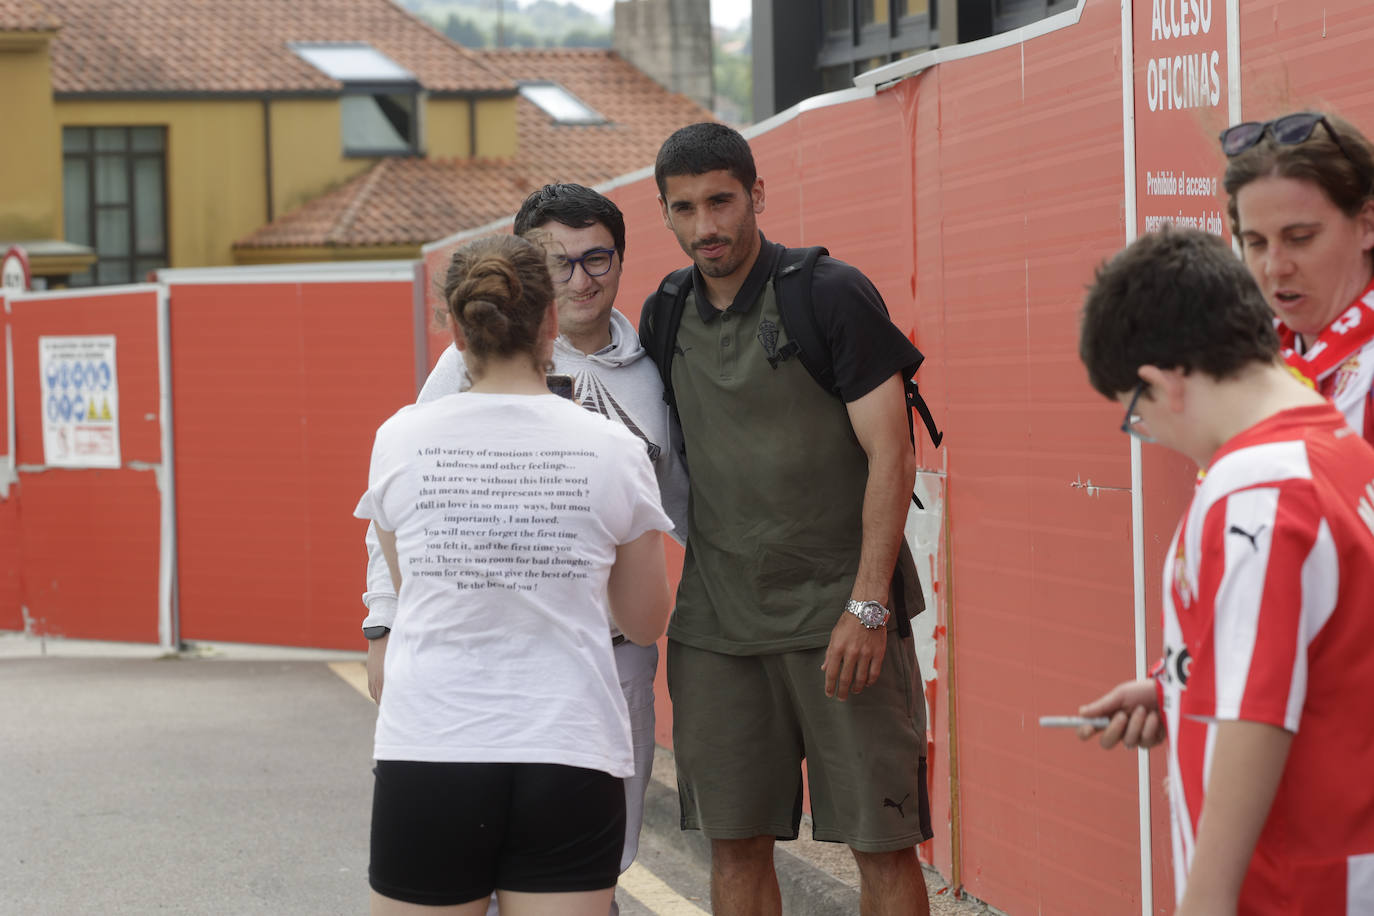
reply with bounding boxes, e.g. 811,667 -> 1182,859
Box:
234,157 -> 543,249
0,0 -> 59,30
42,0 -> 510,95
486,49 -> 715,183
236,49 -> 715,250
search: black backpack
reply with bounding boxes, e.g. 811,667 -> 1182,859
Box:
639,245 -> 944,487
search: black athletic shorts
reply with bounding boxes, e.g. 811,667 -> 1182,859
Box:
369,760 -> 626,906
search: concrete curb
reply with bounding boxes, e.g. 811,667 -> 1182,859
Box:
640,766 -> 862,915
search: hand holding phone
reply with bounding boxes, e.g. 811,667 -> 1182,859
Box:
1073,678 -> 1166,750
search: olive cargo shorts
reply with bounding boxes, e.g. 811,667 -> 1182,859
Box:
667,635 -> 933,852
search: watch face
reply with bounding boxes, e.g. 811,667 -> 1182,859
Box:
848,600 -> 888,628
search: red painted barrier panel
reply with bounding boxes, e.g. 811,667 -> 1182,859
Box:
6,287 -> 163,642
913,3 -> 1151,908
168,278 -> 415,650
1,294 -> 21,632
0,494 -> 18,632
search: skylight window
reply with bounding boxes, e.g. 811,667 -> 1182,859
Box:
288,42 -> 421,157
518,82 -> 607,126
290,43 -> 416,84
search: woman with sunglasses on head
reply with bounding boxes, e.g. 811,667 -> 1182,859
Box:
355,234 -> 673,916
1221,111 -> 1374,445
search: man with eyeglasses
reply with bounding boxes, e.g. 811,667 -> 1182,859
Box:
1075,227 -> 1374,915
359,183 -> 688,916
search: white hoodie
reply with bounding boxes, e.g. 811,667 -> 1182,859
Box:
362,308 -> 688,630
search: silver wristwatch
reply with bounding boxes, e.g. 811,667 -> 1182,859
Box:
844,599 -> 891,630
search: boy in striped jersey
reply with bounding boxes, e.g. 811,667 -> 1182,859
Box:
1076,227 -> 1374,915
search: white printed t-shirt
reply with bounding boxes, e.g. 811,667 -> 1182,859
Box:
1159,403 -> 1374,914
354,391 -> 671,778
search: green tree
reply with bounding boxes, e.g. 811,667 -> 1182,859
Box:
443,13 -> 488,47
713,33 -> 752,122
560,28 -> 611,48
498,25 -> 539,48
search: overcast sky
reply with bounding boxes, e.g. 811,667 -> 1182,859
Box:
562,0 -> 751,29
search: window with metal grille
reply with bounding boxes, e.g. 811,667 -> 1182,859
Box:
62,126 -> 167,287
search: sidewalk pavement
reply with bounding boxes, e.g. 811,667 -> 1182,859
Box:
0,633 -> 994,915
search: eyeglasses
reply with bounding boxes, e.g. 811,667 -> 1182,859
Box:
1219,112 -> 1366,178
1121,381 -> 1155,443
553,248 -> 616,283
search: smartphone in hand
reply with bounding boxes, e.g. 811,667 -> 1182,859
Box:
546,374 -> 574,400
1038,715 -> 1110,729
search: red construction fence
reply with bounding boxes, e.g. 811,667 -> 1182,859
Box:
1,264 -> 419,650
7,1 -> 1374,912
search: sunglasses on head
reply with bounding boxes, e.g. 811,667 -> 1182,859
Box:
1219,112 -> 1365,176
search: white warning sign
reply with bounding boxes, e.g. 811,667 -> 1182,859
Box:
40,335 -> 121,468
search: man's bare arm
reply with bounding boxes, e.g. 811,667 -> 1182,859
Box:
822,373 -> 916,700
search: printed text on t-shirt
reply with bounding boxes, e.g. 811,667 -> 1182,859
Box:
407,446 -> 598,593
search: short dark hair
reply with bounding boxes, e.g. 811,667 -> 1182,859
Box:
1079,227 -> 1279,398
443,235 -> 553,362
513,183 -> 626,260
654,122 -> 756,197
1224,112 -> 1374,238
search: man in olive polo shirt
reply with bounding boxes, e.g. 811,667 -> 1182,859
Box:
644,122 -> 932,916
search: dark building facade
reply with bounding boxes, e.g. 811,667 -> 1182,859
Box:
753,0 -> 1078,120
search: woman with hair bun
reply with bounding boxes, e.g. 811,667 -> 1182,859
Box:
1222,111 -> 1374,443
355,234 -> 672,916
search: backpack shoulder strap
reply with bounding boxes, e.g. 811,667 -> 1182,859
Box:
771,246 -> 834,394
772,246 -> 945,505
906,381 -> 943,449
640,265 -> 695,409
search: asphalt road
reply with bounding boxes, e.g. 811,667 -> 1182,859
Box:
0,640 -> 988,916
0,656 -> 376,915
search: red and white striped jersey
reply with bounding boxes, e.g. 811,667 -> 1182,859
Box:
1160,403 -> 1374,914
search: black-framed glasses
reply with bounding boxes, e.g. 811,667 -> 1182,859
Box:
1219,112 -> 1366,178
553,248 -> 616,283
1121,381 -> 1155,443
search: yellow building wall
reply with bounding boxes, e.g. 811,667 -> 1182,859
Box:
0,35 -> 61,241
42,92 -> 518,268
56,99 -> 268,268
426,96 -> 517,160
426,97 -> 471,160
268,99 -> 376,215
474,96 -> 518,159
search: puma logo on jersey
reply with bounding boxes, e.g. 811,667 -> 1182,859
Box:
1227,524 -> 1267,551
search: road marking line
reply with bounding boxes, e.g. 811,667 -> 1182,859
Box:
328,661 -> 372,702
619,862 -> 709,914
